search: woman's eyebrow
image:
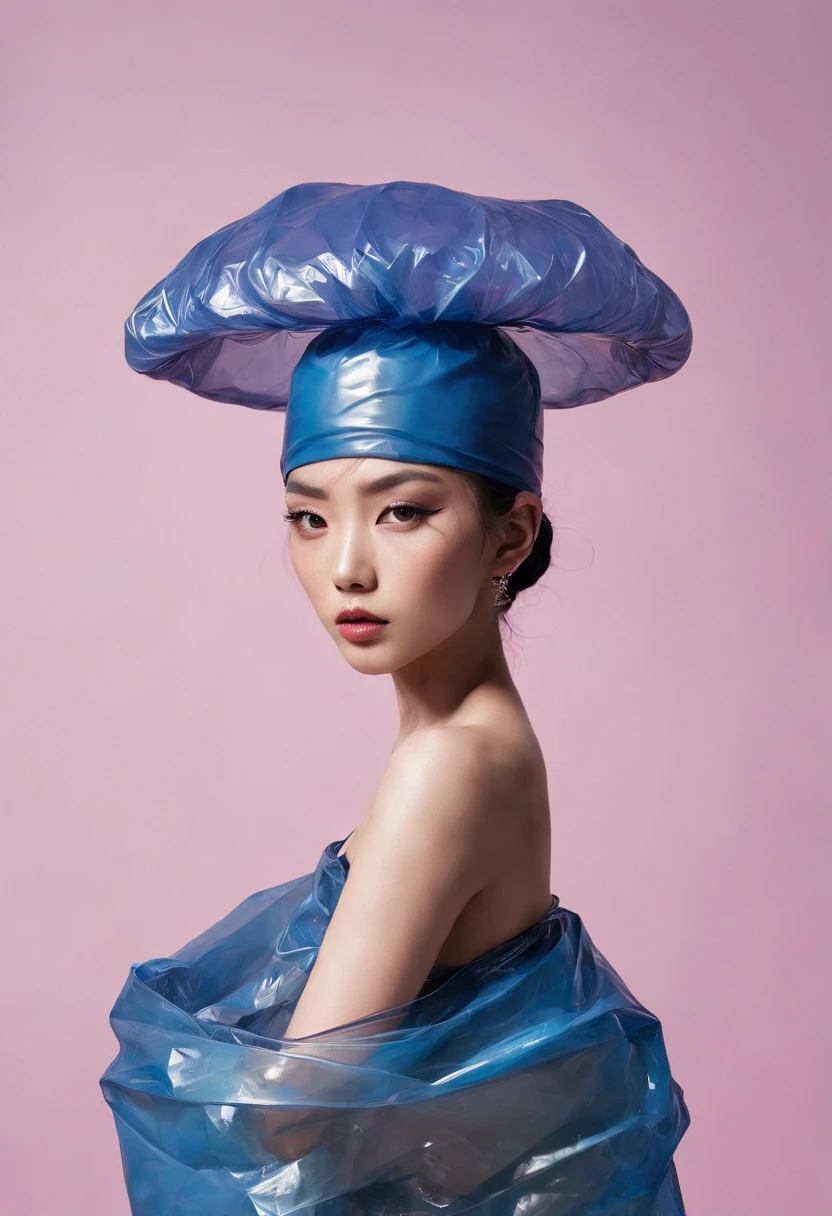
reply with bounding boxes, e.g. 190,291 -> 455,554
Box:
284,469 -> 446,499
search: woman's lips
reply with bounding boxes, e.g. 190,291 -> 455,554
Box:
336,619 -> 388,641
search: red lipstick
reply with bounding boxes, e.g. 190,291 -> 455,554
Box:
335,606 -> 389,642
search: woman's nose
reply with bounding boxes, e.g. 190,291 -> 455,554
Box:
332,530 -> 377,592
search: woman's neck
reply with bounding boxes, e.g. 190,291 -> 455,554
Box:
391,609 -> 521,744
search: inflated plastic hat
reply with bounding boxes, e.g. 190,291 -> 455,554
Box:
125,181 -> 692,496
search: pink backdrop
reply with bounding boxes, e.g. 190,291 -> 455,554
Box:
2,2 -> 828,1210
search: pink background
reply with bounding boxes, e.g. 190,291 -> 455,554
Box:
2,1 -> 829,1210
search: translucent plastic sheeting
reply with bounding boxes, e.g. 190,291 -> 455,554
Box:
124,180 -> 692,414
100,832 -> 690,1214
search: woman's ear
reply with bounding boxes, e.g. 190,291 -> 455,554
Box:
492,492 -> 543,573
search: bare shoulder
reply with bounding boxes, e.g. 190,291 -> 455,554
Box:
393,722 -> 511,781
389,722 -> 520,807
355,722 -> 534,875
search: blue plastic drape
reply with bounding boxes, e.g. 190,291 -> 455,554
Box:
100,832 -> 690,1214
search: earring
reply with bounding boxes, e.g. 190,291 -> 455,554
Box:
492,571 -> 513,608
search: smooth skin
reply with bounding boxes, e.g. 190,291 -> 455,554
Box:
282,456 -> 553,1041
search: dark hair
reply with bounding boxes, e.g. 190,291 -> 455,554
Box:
462,472 -> 555,612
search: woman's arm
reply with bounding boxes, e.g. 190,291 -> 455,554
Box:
258,726 -> 502,1162
285,724 -> 493,1040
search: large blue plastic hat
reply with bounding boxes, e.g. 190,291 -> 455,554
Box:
125,181 -> 692,495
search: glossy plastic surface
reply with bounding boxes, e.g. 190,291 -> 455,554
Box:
283,319 -> 545,494
100,833 -> 689,1214
125,181 -> 692,494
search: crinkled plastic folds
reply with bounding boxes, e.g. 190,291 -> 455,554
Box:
100,833 -> 690,1214
124,180 -> 692,413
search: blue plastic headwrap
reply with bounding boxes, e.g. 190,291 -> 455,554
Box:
283,320 -> 544,493
125,181 -> 692,494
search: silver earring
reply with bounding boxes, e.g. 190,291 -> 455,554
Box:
492,572 -> 513,608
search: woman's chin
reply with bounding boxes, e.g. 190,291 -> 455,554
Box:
329,631 -> 392,674
338,649 -> 401,676
331,630 -> 427,677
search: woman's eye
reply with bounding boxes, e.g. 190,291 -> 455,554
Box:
387,505 -> 421,523
284,510 -> 325,530
384,502 -> 439,524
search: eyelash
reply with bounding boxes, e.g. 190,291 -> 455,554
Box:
282,501 -> 439,531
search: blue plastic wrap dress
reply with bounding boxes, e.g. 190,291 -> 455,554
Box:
100,829 -> 690,1214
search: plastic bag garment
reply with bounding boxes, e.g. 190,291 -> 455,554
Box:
100,833 -> 690,1214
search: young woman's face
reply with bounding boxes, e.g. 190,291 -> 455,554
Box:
283,457 -> 519,675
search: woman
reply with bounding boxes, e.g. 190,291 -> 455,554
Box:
101,181 -> 692,1213
282,448 -> 551,1041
